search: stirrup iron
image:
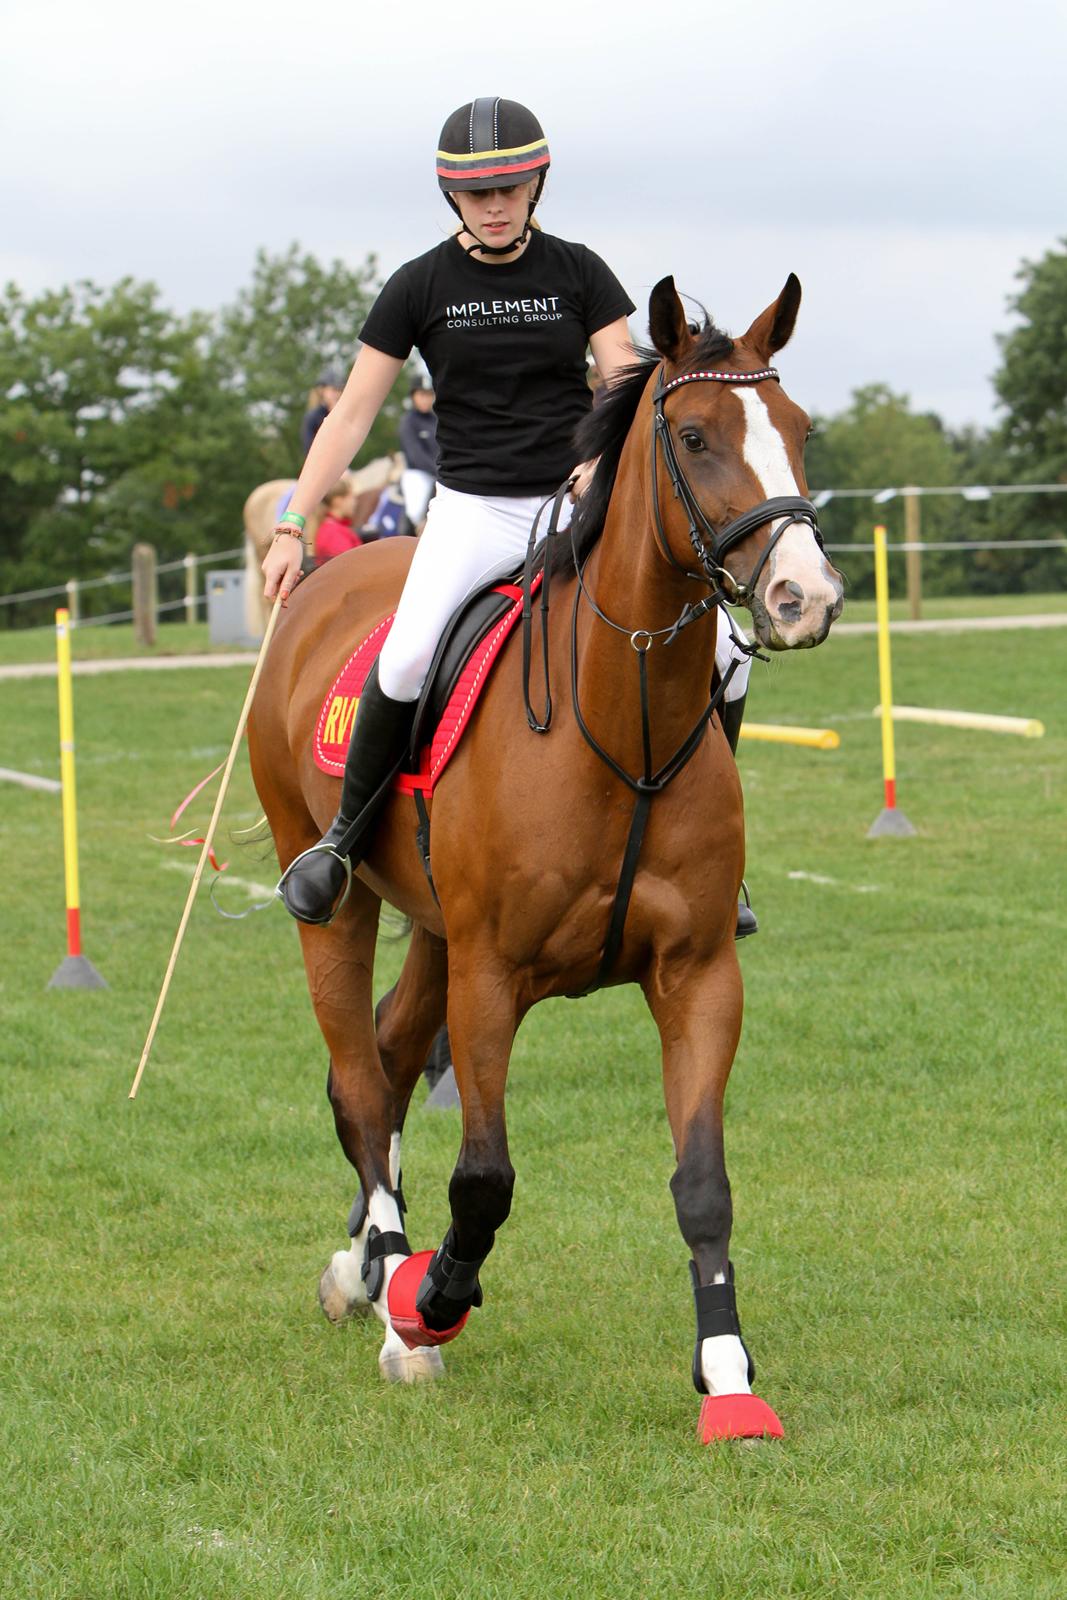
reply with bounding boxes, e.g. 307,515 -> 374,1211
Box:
275,842 -> 354,926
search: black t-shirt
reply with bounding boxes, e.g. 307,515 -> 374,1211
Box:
358,231 -> 635,496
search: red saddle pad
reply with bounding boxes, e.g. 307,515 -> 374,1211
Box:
313,581 -> 532,794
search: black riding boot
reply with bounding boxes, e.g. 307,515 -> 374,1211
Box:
722,693 -> 758,940
279,661 -> 416,925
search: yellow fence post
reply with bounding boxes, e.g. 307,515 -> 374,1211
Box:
867,526 -> 916,839
48,609 -> 107,989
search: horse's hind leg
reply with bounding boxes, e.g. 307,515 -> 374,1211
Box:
644,949 -> 784,1440
326,926 -> 449,1321
376,925 -> 449,1123
300,880 -> 443,1383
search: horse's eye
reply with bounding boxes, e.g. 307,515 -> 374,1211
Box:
680,431 -> 705,454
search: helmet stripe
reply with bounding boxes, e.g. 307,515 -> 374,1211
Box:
436,137 -> 549,165
436,157 -> 549,185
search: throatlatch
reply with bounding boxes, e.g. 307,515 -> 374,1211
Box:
689,1260 -> 755,1395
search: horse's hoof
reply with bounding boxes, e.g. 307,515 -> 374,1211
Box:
318,1253 -> 371,1324
379,1338 -> 446,1384
387,1250 -> 471,1350
697,1393 -> 784,1443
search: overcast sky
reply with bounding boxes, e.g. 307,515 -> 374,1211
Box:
4,0 -> 1064,428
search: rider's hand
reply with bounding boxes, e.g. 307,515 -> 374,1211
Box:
570,458 -> 599,499
262,529 -> 306,604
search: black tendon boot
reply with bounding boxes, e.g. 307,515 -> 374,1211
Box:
721,693 -> 758,940
279,661 -> 416,925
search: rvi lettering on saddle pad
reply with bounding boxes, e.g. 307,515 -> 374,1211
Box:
314,577 -> 538,794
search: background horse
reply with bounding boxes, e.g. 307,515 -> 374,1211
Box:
241,454 -> 403,636
247,275 -> 844,1441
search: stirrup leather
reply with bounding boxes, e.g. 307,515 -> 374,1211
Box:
275,842 -> 354,927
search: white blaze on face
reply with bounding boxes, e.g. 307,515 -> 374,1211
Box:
734,387 -> 828,598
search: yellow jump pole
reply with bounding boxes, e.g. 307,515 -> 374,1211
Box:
867,526 -> 916,839
740,723 -> 841,751
873,705 -> 1045,739
48,608 -> 107,988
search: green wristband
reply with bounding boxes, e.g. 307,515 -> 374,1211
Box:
279,511 -> 306,531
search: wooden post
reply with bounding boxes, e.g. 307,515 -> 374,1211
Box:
65,578 -> 79,625
903,487 -> 922,622
132,543 -> 157,647
183,553 -> 198,625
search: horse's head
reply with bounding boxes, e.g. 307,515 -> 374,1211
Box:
648,276 -> 843,649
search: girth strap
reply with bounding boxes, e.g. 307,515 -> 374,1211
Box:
522,479 -> 574,733
413,789 -> 439,905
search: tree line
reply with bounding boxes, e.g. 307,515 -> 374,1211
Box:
1,238 -> 1064,623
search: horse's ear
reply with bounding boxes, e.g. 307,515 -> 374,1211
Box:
741,274 -> 802,360
648,276 -> 694,364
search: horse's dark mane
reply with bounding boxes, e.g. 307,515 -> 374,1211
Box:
553,318 -> 735,576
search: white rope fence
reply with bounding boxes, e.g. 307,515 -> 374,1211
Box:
825,537 -> 1067,554
0,547 -> 244,626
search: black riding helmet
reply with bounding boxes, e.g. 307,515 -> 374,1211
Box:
436,97 -> 550,255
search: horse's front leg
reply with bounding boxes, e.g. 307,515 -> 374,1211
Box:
325,923 -> 450,1325
298,886 -> 445,1385
386,955 -> 519,1351
644,949 -> 784,1441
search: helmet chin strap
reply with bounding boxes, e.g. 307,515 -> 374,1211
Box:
462,213 -> 532,257
451,174 -> 546,258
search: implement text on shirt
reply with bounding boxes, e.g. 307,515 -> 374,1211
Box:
446,296 -> 563,329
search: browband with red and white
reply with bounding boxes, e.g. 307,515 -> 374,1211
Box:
659,368 -> 781,394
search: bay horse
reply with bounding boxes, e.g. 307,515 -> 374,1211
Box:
247,275 -> 844,1442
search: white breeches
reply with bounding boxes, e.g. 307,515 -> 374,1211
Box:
400,468 -> 436,524
378,485 -> 568,702
376,483 -> 754,705
717,611 -> 752,703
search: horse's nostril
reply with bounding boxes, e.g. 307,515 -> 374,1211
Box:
776,600 -> 802,623
783,580 -> 804,602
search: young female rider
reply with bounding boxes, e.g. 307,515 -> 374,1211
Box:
263,97 -> 755,929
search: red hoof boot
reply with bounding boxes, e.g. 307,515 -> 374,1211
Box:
698,1393 -> 784,1443
387,1250 -> 471,1351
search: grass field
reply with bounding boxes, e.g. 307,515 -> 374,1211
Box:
1,612 -> 1064,1597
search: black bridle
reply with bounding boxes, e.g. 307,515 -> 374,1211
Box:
520,360 -> 827,995
650,364 -> 824,605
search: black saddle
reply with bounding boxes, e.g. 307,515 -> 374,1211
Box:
407,548 -> 543,761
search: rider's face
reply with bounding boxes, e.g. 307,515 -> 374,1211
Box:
452,180 -> 536,250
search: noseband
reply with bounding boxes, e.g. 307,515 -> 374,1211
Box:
650,365 -> 824,603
